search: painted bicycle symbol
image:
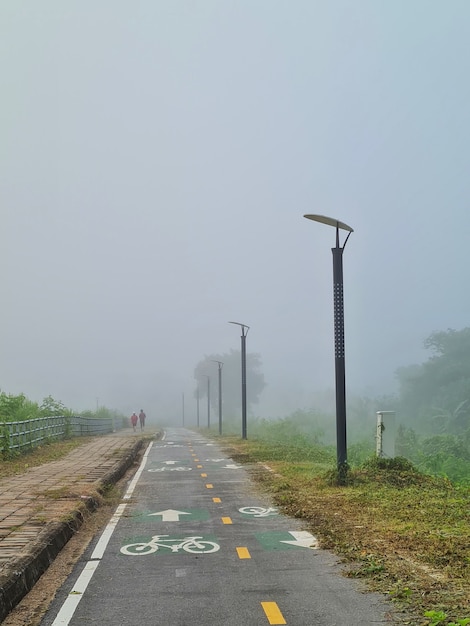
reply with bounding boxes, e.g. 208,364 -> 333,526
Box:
239,506 -> 278,518
120,535 -> 220,555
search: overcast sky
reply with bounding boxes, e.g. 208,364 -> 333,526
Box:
2,1 -> 470,420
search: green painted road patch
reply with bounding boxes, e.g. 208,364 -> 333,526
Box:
255,530 -> 318,551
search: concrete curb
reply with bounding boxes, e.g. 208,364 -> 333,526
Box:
0,438 -> 145,623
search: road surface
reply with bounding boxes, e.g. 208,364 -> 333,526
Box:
41,428 -> 391,625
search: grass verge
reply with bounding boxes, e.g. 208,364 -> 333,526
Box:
216,435 -> 470,626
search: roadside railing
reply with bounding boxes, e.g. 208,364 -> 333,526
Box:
68,415 -> 117,437
0,415 -> 121,454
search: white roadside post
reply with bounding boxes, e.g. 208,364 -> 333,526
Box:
376,411 -> 396,458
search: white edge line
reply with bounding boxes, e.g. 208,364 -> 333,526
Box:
90,503 -> 127,560
51,440 -> 153,626
51,560 -> 100,626
123,440 -> 153,500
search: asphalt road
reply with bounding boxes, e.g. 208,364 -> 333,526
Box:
40,428 -> 391,625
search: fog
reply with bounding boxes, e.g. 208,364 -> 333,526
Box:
2,1 -> 470,423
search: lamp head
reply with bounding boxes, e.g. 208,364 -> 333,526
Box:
303,214 -> 353,232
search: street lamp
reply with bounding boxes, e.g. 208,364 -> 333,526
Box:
196,385 -> 200,427
303,214 -> 353,481
202,374 -> 210,428
211,360 -> 224,435
229,321 -> 250,439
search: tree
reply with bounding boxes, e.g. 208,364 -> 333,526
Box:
396,327 -> 470,434
194,349 -> 266,418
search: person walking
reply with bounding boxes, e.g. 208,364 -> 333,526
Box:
139,409 -> 146,431
131,412 -> 138,432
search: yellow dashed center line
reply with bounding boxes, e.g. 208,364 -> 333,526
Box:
261,602 -> 286,625
236,546 -> 251,559
194,458 -> 199,462
221,517 -> 232,525
212,497 -> 221,503
205,484 -> 213,489
197,465 -> 203,468
201,473 -> 207,478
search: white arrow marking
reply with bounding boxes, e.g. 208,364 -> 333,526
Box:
148,509 -> 192,521
148,467 -> 192,472
280,531 -> 319,549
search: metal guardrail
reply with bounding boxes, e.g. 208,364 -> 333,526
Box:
68,415 -> 117,437
0,415 -> 120,454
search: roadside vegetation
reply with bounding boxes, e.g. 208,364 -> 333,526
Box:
205,416 -> 469,626
0,391 -> 128,462
0,391 -> 125,425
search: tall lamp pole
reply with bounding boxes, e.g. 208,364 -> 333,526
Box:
196,386 -> 200,427
203,374 -> 210,428
303,214 -> 353,481
211,360 -> 224,435
229,321 -> 250,440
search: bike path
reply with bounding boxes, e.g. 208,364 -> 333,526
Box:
41,428 -> 391,625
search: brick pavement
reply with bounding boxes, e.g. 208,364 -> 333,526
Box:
0,429 -> 150,622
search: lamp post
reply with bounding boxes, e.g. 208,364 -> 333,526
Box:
211,360 -> 224,435
196,386 -> 200,427
203,374 -> 210,428
303,214 -> 353,482
229,321 -> 250,439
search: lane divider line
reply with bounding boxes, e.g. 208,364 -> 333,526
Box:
221,517 -> 232,525
236,547 -> 251,559
261,602 -> 287,625
212,497 -> 221,503
205,483 -> 214,489
51,441 -> 153,625
201,473 -> 207,477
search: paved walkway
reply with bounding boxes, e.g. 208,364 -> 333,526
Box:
0,430 -> 149,622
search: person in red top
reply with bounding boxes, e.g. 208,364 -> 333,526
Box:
139,409 -> 146,431
130,412 -> 138,432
